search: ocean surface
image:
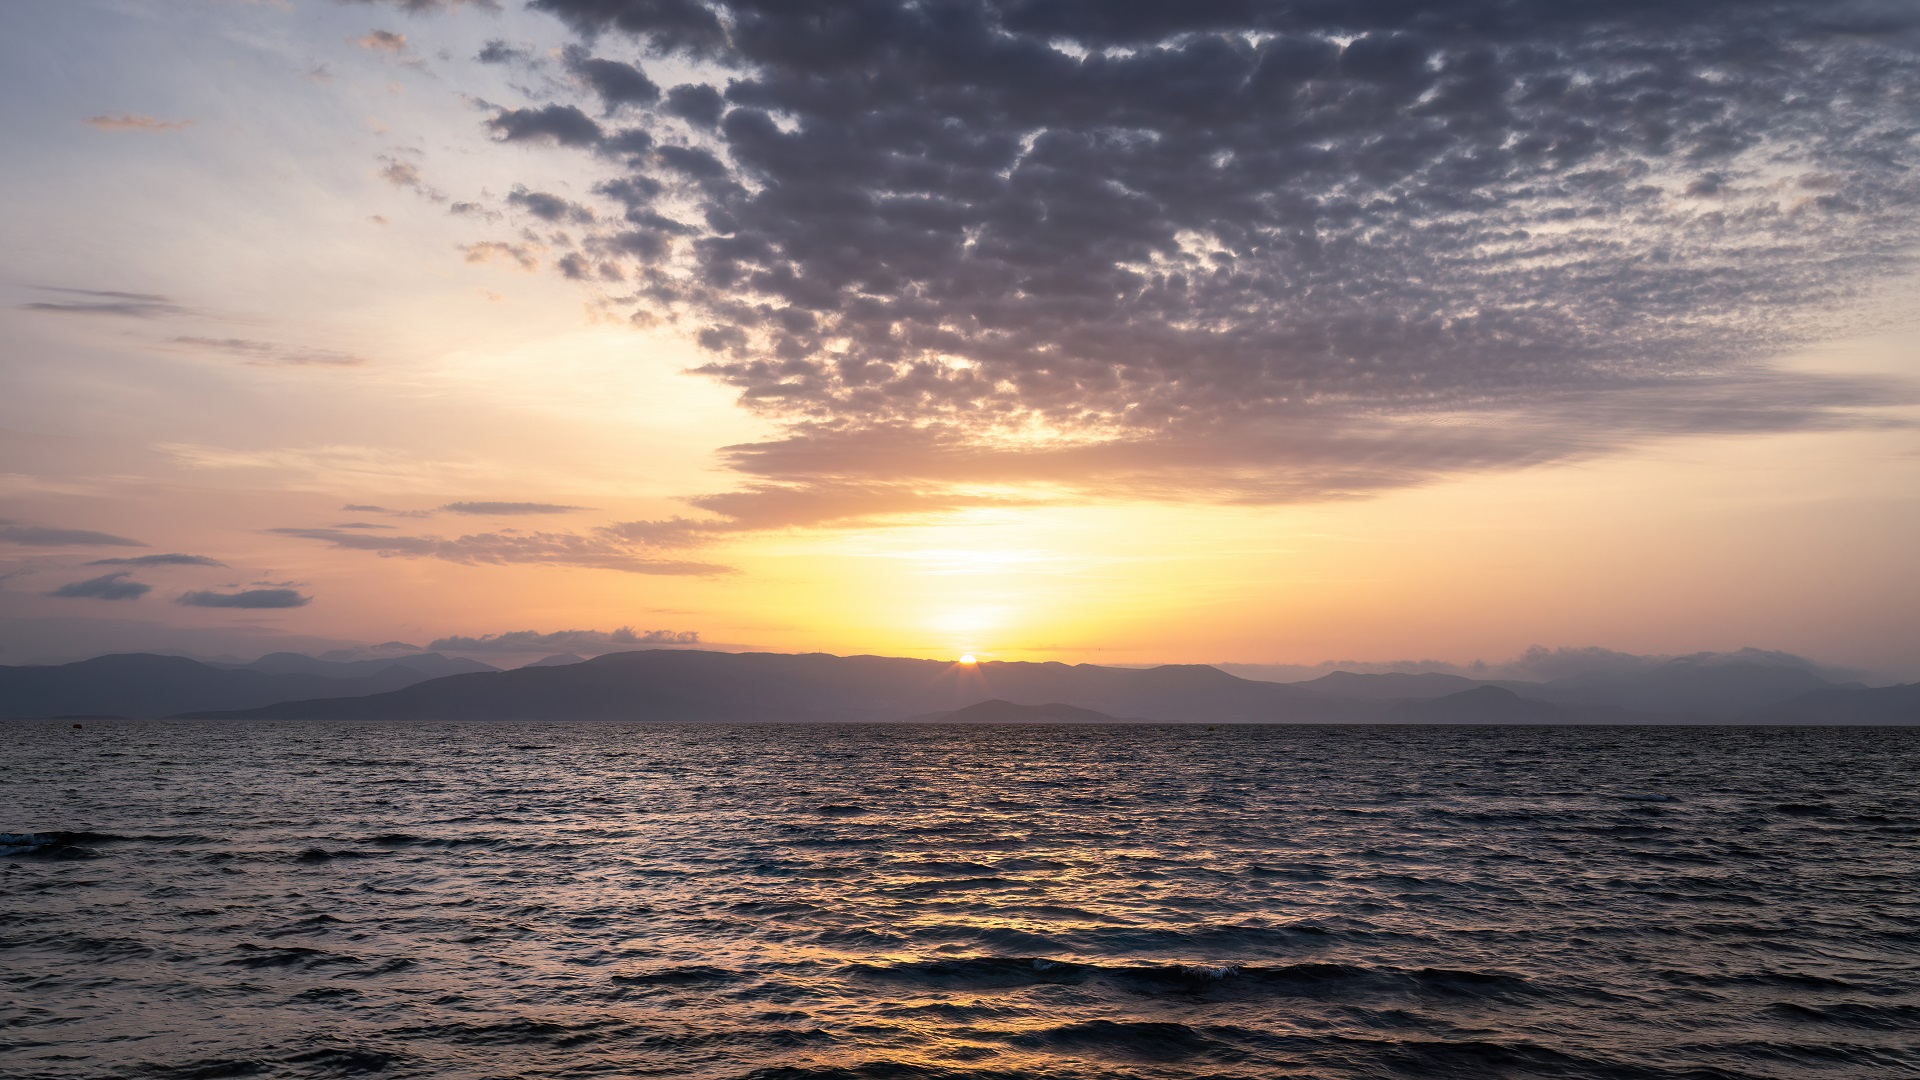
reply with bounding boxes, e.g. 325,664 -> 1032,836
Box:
3,722 -> 1917,1080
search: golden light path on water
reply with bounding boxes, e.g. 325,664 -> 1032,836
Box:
6,720 -> 1918,1078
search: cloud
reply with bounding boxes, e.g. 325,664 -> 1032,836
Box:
88,553 -> 226,567
22,286 -> 185,318
427,626 -> 700,654
170,336 -> 367,367
336,0 -> 500,12
484,104 -> 603,147
460,240 -> 540,270
268,526 -> 732,575
354,30 -> 409,52
604,477 -> 1025,546
0,523 -> 145,547
342,504 -> 387,512
662,83 -> 724,129
561,44 -> 659,114
49,572 -> 151,601
505,186 -> 595,224
465,0 -> 1920,531
441,501 -> 588,515
84,113 -> 191,132
477,39 -> 531,64
177,588 -> 313,609
375,156 -> 446,202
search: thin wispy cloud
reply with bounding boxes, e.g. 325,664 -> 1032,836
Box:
49,572 -> 151,601
353,30 -> 409,53
170,336 -> 368,367
84,113 -> 191,132
0,522 -> 145,547
177,587 -> 312,609
335,0 -> 501,13
441,501 -> 587,515
22,286 -> 186,318
88,554 -> 226,568
268,526 -> 733,575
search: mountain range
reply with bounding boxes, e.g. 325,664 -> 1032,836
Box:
1,649 -> 1911,724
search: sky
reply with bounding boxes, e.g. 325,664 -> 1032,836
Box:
1,0 -> 1917,677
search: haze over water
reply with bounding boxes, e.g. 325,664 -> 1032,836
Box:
6,721 -> 1918,1079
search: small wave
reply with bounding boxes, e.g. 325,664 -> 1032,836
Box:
0,832 -> 110,859
1007,1018 -> 1225,1061
1769,1000 -> 1920,1030
140,1057 -> 270,1079
226,944 -> 365,970
812,804 -> 873,816
841,955 -> 1543,1002
611,964 -> 745,986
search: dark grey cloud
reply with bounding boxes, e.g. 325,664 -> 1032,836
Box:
465,0 -> 1920,528
268,526 -> 731,575
662,82 -> 723,128
88,553 -> 226,567
563,44 -> 660,113
427,626 -> 699,654
485,103 -> 603,146
21,286 -> 185,318
442,500 -> 588,514
177,588 -> 313,609
49,572 -> 151,601
341,504 -> 388,512
0,523 -> 145,547
477,38 -> 532,64
505,186 -> 596,223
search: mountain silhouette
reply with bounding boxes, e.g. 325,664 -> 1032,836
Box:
1749,683 -> 1920,725
175,650 -> 1357,723
0,653 -> 476,720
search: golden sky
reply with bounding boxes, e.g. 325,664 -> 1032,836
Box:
2,1 -> 1916,678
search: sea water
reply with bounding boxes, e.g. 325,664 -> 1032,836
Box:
2,721 -> 1917,1078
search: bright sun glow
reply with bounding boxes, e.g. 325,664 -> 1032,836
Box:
958,654 -> 977,665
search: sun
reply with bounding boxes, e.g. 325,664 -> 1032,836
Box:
958,654 -> 977,665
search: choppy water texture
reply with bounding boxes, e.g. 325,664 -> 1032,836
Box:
3,722 -> 1918,1079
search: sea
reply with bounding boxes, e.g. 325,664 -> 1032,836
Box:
2,721 -> 1917,1079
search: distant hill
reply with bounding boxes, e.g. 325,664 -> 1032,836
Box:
1292,670 -> 1505,701
1383,685 -> 1658,725
916,699 -> 1132,724
1525,660 -> 1838,717
0,653 -> 472,720
1750,683 -> 1920,725
209,651 -> 497,679
175,650 -> 1359,723
19,648 -> 1907,726
524,653 -> 588,668
1287,661 -> 1852,718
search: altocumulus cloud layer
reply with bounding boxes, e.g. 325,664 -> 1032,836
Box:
442,0 -> 1920,533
